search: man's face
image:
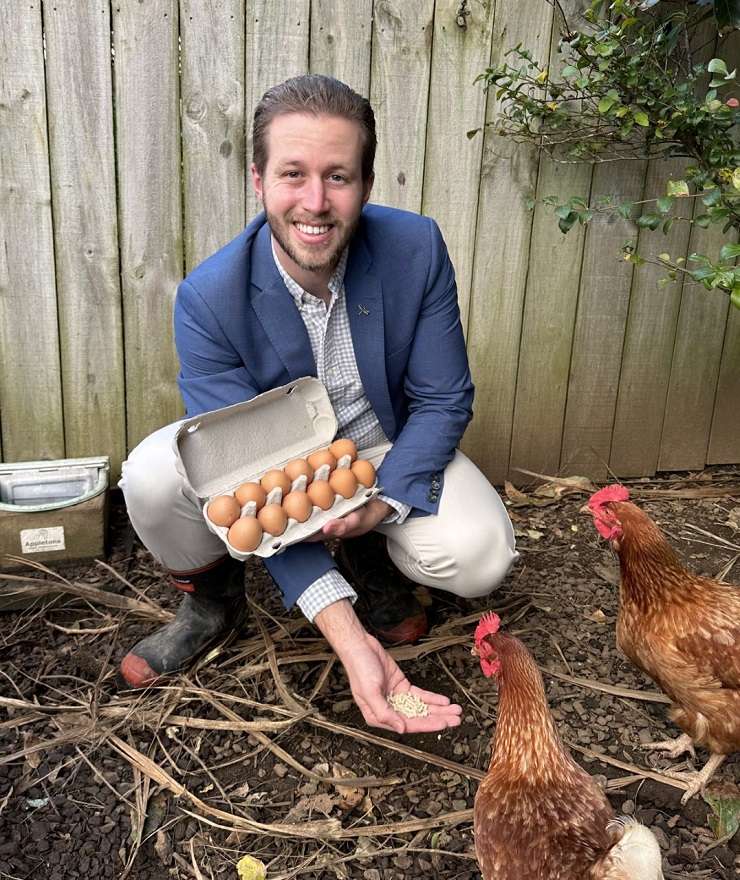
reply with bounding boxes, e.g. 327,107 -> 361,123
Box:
251,113 -> 373,278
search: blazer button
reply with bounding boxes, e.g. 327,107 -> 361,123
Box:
428,492 -> 438,503
431,480 -> 440,490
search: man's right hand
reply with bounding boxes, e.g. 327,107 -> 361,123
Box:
313,599 -> 463,734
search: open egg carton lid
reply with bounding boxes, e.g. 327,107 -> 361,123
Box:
173,377 -> 384,559
174,377 -> 339,499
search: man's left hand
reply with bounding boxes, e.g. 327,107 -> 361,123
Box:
306,497 -> 392,541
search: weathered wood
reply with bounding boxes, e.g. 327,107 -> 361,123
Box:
309,0 -> 373,95
245,0 -> 310,220
509,0 -> 592,479
113,1 -> 184,450
707,304 -> 740,463
370,0 -> 434,212
181,0 -> 246,272
42,2 -> 126,476
461,0 -> 554,485
559,160 -> 647,480
608,159 -> 692,477
0,3 -> 64,462
421,0 -> 494,333
658,212 -> 730,471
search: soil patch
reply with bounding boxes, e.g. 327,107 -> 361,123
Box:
1,470 -> 739,878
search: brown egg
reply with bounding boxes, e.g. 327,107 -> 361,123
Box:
307,480 -> 335,510
234,481 -> 267,510
283,490 -> 313,523
307,448 -> 337,472
351,459 -> 376,488
329,438 -> 358,463
207,495 -> 240,527
260,469 -> 292,495
227,516 -> 263,552
257,503 -> 288,536
329,468 -> 358,499
284,458 -> 314,484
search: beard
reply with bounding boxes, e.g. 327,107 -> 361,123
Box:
264,206 -> 361,274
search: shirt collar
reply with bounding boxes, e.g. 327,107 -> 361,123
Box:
271,237 -> 348,307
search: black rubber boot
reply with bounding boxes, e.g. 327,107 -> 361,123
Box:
120,556 -> 246,688
335,532 -> 428,645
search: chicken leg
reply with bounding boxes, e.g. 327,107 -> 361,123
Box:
641,732 -> 695,760
662,753 -> 727,804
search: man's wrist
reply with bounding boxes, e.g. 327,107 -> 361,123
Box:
314,598 -> 368,660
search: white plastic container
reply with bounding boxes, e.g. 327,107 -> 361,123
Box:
174,377 -> 386,560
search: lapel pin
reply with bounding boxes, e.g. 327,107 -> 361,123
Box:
358,304 -> 370,316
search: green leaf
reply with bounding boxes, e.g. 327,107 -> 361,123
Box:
634,111 -> 650,126
663,217 -> 675,235
702,785 -> 740,840
708,58 -> 729,76
694,214 -> 712,228
656,196 -> 674,214
702,188 -> 722,207
719,243 -> 740,261
732,168 -> 740,190
658,252 -> 672,262
667,179 -> 690,197
617,202 -> 634,220
558,211 -> 578,234
733,288 -> 740,309
598,96 -> 616,113
636,213 -> 661,230
466,128 -> 481,140
561,65 -> 579,77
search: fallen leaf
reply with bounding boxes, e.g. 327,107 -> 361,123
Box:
585,608 -> 607,624
726,506 -> 740,531
703,783 -> 740,840
154,829 -> 172,865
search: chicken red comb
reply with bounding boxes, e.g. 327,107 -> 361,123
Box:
474,611 -> 501,645
588,484 -> 630,510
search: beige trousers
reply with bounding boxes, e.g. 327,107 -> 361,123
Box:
119,422 -> 518,599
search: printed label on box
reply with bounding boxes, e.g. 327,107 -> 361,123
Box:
20,526 -> 66,554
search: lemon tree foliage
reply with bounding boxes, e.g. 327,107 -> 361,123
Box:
472,0 -> 740,308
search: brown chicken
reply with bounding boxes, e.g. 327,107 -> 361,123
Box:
586,484 -> 740,802
473,612 -> 663,880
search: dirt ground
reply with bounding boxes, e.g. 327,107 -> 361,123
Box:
0,470 -> 739,880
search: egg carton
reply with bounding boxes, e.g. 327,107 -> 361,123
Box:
174,377 -> 387,560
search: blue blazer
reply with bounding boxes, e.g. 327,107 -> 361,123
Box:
174,204 -> 474,607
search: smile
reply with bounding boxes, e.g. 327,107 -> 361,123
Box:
294,222 -> 332,236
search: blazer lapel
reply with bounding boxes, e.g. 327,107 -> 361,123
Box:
345,234 -> 395,439
250,224 -> 316,380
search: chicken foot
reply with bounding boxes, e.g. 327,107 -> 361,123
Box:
641,732 -> 695,760
661,753 -> 727,804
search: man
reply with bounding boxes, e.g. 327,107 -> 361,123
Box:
119,75 -> 517,734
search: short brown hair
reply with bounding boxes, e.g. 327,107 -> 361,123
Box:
252,75 -> 376,182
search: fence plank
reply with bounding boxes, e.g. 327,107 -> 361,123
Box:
0,3 -> 64,462
421,0 -> 494,333
461,0 -> 554,485
559,160 -> 647,480
245,0 -> 310,220
113,1 -> 183,450
707,306 -> 740,463
509,0 -> 592,479
658,215 -> 729,471
309,0 -> 373,95
608,159 -> 692,477
43,3 -> 126,476
370,0 -> 435,212
181,0 -> 246,273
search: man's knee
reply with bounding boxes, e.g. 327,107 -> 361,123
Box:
119,426 -> 183,530
452,546 -> 518,598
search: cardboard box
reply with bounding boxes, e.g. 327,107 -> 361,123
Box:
0,456 -> 110,572
175,377 -> 385,560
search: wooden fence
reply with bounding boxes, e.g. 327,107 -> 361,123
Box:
1,0 -> 738,486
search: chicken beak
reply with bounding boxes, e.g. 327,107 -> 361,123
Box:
578,502 -> 591,515
471,645 -> 479,658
